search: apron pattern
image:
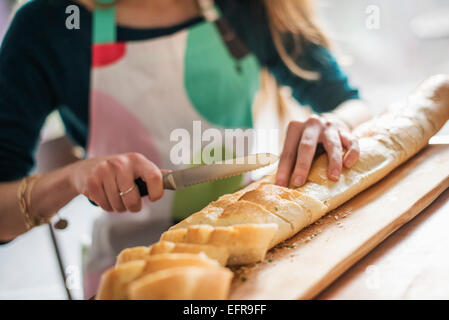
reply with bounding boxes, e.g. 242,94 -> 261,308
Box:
88,89 -> 162,167
92,43 -> 127,68
184,19 -> 259,128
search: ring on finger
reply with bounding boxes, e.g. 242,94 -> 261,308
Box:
119,185 -> 136,197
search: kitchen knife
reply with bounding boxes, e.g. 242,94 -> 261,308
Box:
89,153 -> 279,206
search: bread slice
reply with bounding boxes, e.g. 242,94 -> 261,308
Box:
96,260 -> 146,300
148,240 -> 229,266
127,266 -> 233,300
142,252 -> 220,273
116,246 -> 150,265
161,224 -> 278,265
98,252 -> 227,300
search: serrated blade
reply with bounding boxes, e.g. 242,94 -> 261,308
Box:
163,153 -> 279,190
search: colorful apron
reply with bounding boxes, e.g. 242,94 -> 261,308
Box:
83,0 -> 267,298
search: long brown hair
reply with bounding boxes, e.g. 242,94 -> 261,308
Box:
263,0 -> 330,80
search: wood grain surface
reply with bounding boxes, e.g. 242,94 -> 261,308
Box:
318,185 -> 449,299
229,144 -> 449,300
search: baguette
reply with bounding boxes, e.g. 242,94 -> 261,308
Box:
168,74 -> 449,261
100,75 -> 449,299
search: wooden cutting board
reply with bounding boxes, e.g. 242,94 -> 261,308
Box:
229,144 -> 449,300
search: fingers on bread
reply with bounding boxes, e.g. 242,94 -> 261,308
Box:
299,75 -> 449,212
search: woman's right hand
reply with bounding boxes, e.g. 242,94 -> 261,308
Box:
69,153 -> 164,213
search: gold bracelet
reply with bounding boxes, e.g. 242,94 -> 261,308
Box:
17,177 -> 32,230
17,175 -> 46,230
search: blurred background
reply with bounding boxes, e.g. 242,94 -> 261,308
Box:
0,0 -> 448,299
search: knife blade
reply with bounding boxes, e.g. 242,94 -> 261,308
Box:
89,153 -> 279,205
161,153 -> 279,191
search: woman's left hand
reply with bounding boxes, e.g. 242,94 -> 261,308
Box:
275,114 -> 360,187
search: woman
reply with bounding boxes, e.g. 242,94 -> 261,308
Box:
0,0 -> 371,296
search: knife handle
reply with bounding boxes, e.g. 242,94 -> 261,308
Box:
88,175 -> 175,207
135,178 -> 149,197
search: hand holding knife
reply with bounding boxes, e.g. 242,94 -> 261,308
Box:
89,153 -> 279,206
